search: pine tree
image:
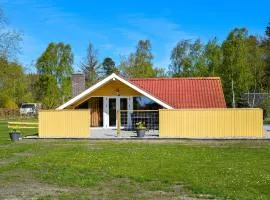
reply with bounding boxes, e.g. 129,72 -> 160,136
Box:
80,43 -> 100,87
102,57 -> 118,76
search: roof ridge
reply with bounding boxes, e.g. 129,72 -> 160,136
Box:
128,77 -> 221,80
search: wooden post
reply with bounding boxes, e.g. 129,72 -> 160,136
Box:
117,110 -> 121,136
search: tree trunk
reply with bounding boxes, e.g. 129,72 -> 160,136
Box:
232,78 -> 236,108
247,90 -> 250,107
252,79 -> 257,107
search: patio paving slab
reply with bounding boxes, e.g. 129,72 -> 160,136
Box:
90,129 -> 159,138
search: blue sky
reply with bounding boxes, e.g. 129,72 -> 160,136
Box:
1,0 -> 269,72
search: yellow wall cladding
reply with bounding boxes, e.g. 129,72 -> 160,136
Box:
90,80 -> 141,96
39,110 -> 90,138
159,109 -> 263,138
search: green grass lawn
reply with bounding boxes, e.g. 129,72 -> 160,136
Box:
0,120 -> 269,199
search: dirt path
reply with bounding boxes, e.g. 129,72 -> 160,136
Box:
0,170 -> 215,200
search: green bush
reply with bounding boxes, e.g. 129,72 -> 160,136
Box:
261,98 -> 270,119
0,94 -> 17,109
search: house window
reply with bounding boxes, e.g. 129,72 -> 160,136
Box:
75,101 -> 88,108
133,97 -> 162,110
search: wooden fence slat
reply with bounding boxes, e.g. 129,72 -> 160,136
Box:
8,126 -> 38,129
39,110 -> 90,138
159,108 -> 263,138
8,122 -> 39,125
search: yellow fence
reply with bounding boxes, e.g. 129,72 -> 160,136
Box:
39,110 -> 90,138
8,121 -> 39,130
159,109 -> 263,138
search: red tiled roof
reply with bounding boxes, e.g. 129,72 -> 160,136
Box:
128,77 -> 226,108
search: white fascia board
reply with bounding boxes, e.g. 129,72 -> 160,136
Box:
57,73 -> 173,110
57,73 -> 116,110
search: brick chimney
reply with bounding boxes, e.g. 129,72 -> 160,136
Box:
72,72 -> 85,97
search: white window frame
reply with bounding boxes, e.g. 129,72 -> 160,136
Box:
103,96 -> 132,129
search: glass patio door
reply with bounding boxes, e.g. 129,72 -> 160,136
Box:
109,98 -> 116,127
107,97 -> 128,128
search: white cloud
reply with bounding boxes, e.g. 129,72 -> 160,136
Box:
115,27 -> 148,41
100,43 -> 114,51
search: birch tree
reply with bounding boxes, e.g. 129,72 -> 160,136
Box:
221,28 -> 252,107
120,40 -> 159,78
35,42 -> 73,108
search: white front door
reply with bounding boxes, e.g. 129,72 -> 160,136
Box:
103,97 -> 130,128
